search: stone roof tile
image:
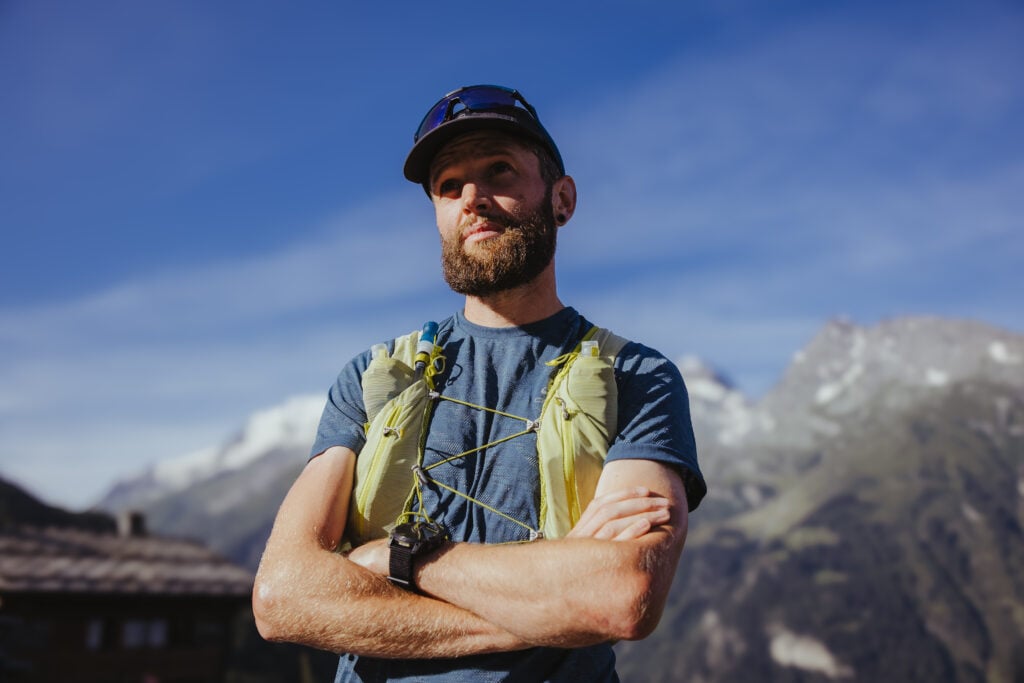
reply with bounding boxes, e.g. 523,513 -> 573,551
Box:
0,525 -> 252,597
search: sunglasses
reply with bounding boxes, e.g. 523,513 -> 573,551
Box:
414,85 -> 541,143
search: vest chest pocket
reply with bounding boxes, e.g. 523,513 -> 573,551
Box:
349,378 -> 431,546
538,348 -> 618,538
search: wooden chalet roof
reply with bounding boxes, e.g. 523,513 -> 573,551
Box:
0,523 -> 253,598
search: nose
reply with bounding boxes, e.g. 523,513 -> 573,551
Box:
461,182 -> 491,215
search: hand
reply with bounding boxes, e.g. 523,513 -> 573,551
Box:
567,486 -> 671,541
347,537 -> 390,576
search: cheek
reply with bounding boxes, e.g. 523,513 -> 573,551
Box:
504,195 -> 528,210
435,206 -> 461,239
493,193 -> 530,217
505,181 -> 547,214
504,195 -> 543,221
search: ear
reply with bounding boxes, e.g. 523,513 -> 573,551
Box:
551,175 -> 577,226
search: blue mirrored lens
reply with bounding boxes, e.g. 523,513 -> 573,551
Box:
414,86 -> 528,141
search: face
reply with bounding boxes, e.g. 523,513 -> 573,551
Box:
429,132 -> 558,297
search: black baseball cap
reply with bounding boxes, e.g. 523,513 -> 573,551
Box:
404,85 -> 565,188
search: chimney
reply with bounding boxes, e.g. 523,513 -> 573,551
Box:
117,510 -> 147,538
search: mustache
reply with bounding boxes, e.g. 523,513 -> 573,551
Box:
458,211 -> 522,232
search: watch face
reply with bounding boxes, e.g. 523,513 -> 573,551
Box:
391,521 -> 447,546
391,523 -> 421,545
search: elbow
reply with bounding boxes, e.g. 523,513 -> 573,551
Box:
601,540 -> 678,642
607,572 -> 664,642
618,608 -> 663,642
611,526 -> 685,641
251,572 -> 291,643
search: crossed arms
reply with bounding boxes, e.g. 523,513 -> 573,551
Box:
252,445 -> 688,659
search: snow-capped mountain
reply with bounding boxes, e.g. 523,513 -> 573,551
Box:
618,316 -> 1024,682
695,316 -> 1024,496
763,315 -> 1024,431
677,355 -> 775,449
98,394 -> 323,514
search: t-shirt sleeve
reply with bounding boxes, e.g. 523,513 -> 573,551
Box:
607,342 -> 707,511
309,349 -> 373,459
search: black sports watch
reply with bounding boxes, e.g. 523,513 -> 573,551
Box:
388,520 -> 448,591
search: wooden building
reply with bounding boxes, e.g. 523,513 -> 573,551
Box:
0,513 -> 253,682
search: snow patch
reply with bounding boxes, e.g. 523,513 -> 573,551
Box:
718,406 -> 775,446
221,394 -> 324,470
989,341 -> 1022,365
849,330 -> 866,359
925,368 -> 949,387
740,484 -> 764,507
815,363 -> 864,405
688,377 -> 729,403
152,394 -> 323,492
769,627 -> 853,679
961,503 -> 983,524
676,355 -> 768,446
718,417 -> 752,446
153,445 -> 221,490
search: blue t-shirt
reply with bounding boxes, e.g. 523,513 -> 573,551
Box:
313,307 -> 705,682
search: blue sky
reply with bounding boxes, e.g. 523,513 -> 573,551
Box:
2,0 -> 1022,509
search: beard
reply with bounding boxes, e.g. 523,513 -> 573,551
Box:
440,192 -> 558,297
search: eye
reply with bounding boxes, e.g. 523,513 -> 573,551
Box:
488,161 -> 514,178
436,177 -> 462,198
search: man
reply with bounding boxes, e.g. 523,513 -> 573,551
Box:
253,85 -> 706,682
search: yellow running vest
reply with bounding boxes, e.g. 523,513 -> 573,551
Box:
346,326 -> 629,547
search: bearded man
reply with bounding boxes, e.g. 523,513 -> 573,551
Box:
253,85 -> 706,683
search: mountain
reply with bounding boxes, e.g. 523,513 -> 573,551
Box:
1,476 -> 116,532
692,316 -> 1024,520
97,395 -> 323,570
616,317 -> 1024,682
97,315 -> 1024,682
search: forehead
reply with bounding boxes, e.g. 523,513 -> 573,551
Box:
429,131 -> 535,181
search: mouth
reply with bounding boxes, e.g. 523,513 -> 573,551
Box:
462,220 -> 506,244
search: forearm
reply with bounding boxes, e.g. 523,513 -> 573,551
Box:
415,529 -> 679,647
254,543 -> 528,658
414,462 -> 689,647
252,447 -> 530,659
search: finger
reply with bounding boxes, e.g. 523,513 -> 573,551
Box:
570,500 -> 664,539
589,486 -> 651,507
593,516 -> 649,540
573,495 -> 670,536
574,487 -> 652,525
576,490 -> 666,527
612,517 -> 652,541
583,507 -> 671,541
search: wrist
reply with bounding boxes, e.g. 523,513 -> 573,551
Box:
409,539 -> 453,591
387,520 -> 448,591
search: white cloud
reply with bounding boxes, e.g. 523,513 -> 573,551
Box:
553,11 -> 1024,279
0,189 -> 452,507
1,191 -> 439,349
546,9 -> 1024,377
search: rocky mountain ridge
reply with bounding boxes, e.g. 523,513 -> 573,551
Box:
617,316 -> 1024,682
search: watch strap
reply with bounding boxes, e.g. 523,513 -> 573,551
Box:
388,541 -> 416,590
